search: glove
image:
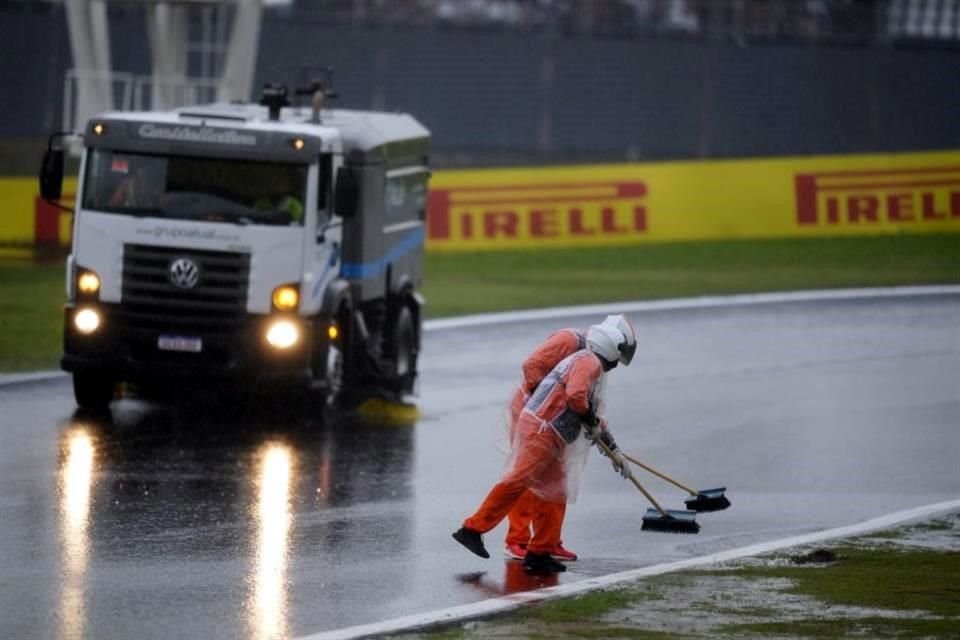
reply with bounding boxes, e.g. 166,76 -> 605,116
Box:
579,408 -> 600,429
589,427 -> 616,451
610,449 -> 632,480
591,429 -> 630,479
585,423 -> 601,443
598,429 -> 617,452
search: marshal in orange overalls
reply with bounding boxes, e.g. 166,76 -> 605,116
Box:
464,348 -> 606,555
504,328 -> 585,553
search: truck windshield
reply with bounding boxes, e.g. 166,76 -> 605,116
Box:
82,149 -> 307,227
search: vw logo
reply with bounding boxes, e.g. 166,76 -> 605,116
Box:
169,257 -> 201,289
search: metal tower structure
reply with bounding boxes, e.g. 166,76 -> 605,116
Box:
63,0 -> 264,133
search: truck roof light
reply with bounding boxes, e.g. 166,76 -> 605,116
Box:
291,138 -> 305,151
92,123 -> 106,135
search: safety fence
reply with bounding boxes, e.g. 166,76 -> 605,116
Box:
2,149 -> 959,253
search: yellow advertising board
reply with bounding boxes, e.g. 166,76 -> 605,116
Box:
0,177 -> 76,248
426,149 -> 960,252
1,149 -> 959,251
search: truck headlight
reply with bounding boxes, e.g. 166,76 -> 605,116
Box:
77,268 -> 101,298
271,285 -> 299,311
265,319 -> 299,349
74,308 -> 101,335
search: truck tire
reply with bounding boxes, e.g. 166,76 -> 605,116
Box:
321,304 -> 352,405
73,372 -> 115,412
325,343 -> 344,400
388,302 -> 419,395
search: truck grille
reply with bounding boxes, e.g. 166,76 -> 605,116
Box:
121,244 -> 250,333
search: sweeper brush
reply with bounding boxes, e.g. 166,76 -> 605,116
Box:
620,451 -> 731,513
595,440 -> 700,535
684,488 -> 731,512
641,508 -> 701,534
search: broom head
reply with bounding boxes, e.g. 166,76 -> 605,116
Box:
640,508 -> 700,534
684,487 -> 731,512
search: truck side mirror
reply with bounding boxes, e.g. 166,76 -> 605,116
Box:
40,147 -> 65,202
334,166 -> 358,218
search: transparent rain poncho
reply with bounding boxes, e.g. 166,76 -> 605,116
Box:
496,328 -> 588,457
501,369 -> 607,504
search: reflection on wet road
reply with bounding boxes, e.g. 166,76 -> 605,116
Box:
58,427 -> 95,640
1,293 -> 958,639
2,393 -> 419,640
249,442 -> 293,640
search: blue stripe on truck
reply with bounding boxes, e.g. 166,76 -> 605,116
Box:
340,226 -> 425,280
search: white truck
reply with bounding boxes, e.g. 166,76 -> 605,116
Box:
40,83 -> 430,411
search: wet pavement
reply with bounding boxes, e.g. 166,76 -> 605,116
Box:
1,294 -> 958,639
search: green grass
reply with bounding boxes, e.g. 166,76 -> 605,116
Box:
526,626 -> 676,639
423,234 -> 960,317
511,588 -> 671,640
0,259 -> 64,372
721,617 -> 959,638
692,539 -> 960,639
2,234 -> 959,372
713,546 -> 960,618
517,588 -> 641,623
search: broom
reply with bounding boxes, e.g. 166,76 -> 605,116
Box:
595,439 -> 700,534
620,451 -> 731,512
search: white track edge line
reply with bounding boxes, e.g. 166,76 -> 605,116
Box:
0,370 -> 66,387
296,498 -> 960,640
3,286 -> 959,388
423,285 -> 960,331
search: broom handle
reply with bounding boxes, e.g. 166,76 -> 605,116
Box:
595,439 -> 669,517
620,451 -> 699,497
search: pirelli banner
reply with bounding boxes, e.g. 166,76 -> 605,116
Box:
1,149 -> 959,250
426,149 -> 960,252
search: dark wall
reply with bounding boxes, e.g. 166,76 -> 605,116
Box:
0,6 -> 70,135
258,20 -> 960,162
258,25 -> 545,151
3,6 -> 958,168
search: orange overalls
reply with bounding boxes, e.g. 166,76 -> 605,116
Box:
464,349 -> 604,555
505,329 -> 585,549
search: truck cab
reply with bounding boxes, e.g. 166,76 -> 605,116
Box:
40,84 -> 430,411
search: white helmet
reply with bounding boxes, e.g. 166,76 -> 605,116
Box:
601,314 -> 636,365
586,323 -> 626,366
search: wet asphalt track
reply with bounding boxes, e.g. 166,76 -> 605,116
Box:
1,292 -> 959,639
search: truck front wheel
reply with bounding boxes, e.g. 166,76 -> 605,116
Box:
73,372 -> 115,412
320,304 -> 352,405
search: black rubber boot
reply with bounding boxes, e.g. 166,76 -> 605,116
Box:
523,551 -> 567,574
452,527 -> 490,558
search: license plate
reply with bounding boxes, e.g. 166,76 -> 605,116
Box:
158,335 -> 202,353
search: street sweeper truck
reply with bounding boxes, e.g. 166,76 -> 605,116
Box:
39,82 -> 429,411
